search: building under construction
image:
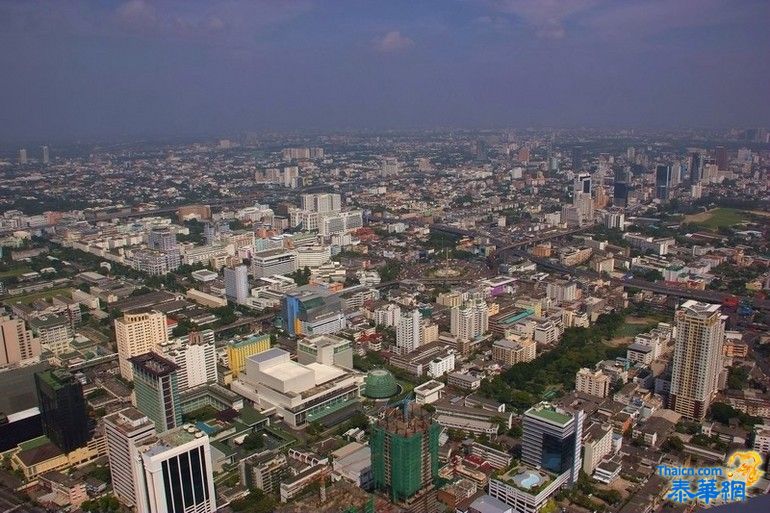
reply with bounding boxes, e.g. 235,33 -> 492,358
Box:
371,403 -> 442,513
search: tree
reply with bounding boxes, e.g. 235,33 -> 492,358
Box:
242,431 -> 264,452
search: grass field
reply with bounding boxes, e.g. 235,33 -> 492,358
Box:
0,266 -> 32,278
684,208 -> 747,230
3,286 -> 72,305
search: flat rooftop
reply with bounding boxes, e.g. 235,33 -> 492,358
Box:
526,404 -> 572,426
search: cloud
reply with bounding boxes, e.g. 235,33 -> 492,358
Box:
115,0 -> 158,32
374,30 -> 414,53
489,0 -> 600,39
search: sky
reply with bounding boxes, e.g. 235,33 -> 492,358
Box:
1,0 -> 769,142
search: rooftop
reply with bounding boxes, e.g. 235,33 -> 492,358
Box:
525,403 -> 573,427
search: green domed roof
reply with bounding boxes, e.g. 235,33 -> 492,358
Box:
364,369 -> 398,399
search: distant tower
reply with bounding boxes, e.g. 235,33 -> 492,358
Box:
371,403 -> 441,513
396,309 -> 422,354
670,301 -> 725,421
35,368 -> 90,452
224,265 -> 249,304
655,165 -> 672,201
42,145 -> 50,165
714,145 -> 728,171
18,148 -> 27,165
130,352 -> 182,432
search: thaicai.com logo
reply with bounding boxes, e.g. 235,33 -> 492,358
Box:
656,451 -> 764,505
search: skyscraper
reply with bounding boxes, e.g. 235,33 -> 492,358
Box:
134,425 -> 217,513
224,265 -> 249,304
18,148 -> 27,164
41,145 -> 49,165
669,301 -> 725,421
115,311 -> 168,380
371,403 -> 441,513
571,146 -> 584,170
714,145 -> 728,171
522,403 -> 584,484
104,407 -> 156,508
571,172 -> 594,226
35,368 -> 90,452
157,330 -> 217,391
688,152 -> 703,183
1,315 -> 40,367
396,309 -> 422,354
130,352 -> 182,432
655,164 -> 672,201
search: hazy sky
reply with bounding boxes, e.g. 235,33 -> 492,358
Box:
1,0 -> 769,141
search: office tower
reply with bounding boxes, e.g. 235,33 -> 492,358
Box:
571,146 -> 584,169
450,298 -> 489,341
714,145 -> 728,171
224,265 -> 249,304
115,311 -> 168,380
104,408 -> 156,508
1,315 -> 40,367
157,330 -> 217,390
396,309 -> 422,354
18,148 -> 27,164
626,146 -> 635,160
134,426 -> 217,513
670,301 -> 725,421
41,145 -> 50,165
148,228 -> 177,251
671,162 -> 682,187
35,368 -> 90,452
281,285 -> 346,337
225,333 -> 271,378
571,172 -> 593,226
517,146 -> 530,163
522,403 -> 584,484
131,352 -> 182,432
655,164 -> 672,201
371,403 -> 441,512
688,152 -> 703,183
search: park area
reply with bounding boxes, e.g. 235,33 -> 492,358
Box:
683,208 -> 748,230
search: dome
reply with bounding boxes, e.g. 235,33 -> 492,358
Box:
364,369 -> 398,399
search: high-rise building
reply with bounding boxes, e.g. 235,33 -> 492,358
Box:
41,145 -> 50,165
570,172 -> 594,226
522,403 -> 584,484
18,148 -> 27,164
224,265 -> 249,304
104,408 -> 156,508
571,146 -> 584,170
371,404 -> 441,513
1,315 -> 40,367
35,368 -> 90,452
688,152 -> 703,183
131,352 -> 182,432
115,311 -> 169,380
396,309 -> 422,354
156,330 -> 217,390
134,425 -> 217,513
655,164 -> 672,201
300,193 -> 342,213
450,298 -> 488,342
225,333 -> 271,378
714,145 -> 728,171
670,301 -> 725,421
297,334 -> 353,369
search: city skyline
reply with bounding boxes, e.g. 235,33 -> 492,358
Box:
1,0 -> 769,142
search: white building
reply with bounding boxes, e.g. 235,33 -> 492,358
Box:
251,249 -> 298,278
396,309 -> 422,354
224,265 -> 249,304
450,298 -> 489,341
104,408 -> 156,509
156,330 -> 217,391
295,245 -> 331,268
374,303 -> 401,328
134,425 -> 217,513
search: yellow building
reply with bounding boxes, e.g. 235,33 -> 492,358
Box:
10,435 -> 107,482
226,334 -> 271,377
114,311 -> 168,380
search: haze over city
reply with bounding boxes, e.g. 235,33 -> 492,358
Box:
1,0 -> 770,142
1,2 -> 770,513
